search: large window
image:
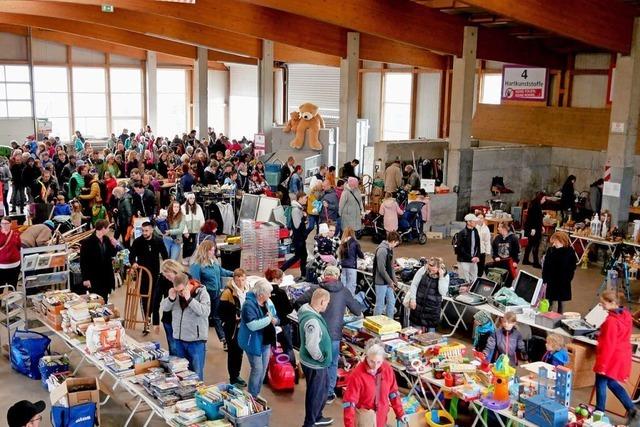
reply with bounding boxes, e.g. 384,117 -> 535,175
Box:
480,73 -> 502,104
157,68 -> 187,138
34,66 -> 70,140
110,67 -> 143,135
72,67 -> 107,138
0,65 -> 32,118
382,73 -> 412,140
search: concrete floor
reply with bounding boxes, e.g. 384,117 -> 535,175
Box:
0,237 -> 634,426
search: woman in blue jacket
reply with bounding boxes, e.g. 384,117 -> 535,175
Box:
339,227 -> 364,296
189,240 -> 233,349
237,279 -> 278,397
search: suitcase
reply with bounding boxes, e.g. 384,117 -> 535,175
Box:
267,350 -> 295,391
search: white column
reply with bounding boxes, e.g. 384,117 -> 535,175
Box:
446,26 -> 477,219
258,40 -> 274,144
193,46 -> 209,139
145,51 -> 158,131
339,32 -> 360,166
603,19 -> 640,227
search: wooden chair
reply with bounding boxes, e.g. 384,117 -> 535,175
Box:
123,265 -> 153,331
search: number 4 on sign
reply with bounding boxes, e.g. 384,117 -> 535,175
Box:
521,69 -> 528,79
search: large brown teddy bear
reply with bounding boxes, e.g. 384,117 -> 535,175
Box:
283,111 -> 300,133
289,102 -> 324,151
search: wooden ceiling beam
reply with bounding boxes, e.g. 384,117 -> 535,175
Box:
273,43 -> 340,67
31,28 -> 147,60
238,0 -> 464,55
208,51 -> 257,66
0,12 -> 197,59
463,0 -> 634,54
0,1 -> 262,58
43,0 -> 446,68
0,23 -> 28,36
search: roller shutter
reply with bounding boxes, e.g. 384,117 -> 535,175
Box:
287,64 -> 340,127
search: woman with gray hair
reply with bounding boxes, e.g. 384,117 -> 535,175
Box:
237,278 -> 279,397
343,340 -> 407,427
0,157 -> 11,215
112,186 -> 133,246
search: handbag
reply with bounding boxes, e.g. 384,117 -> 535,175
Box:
10,330 -> 51,379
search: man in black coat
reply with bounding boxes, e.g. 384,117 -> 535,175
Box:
341,159 -> 359,179
132,181 -> 156,218
278,156 -> 295,205
455,214 -> 481,285
80,219 -> 119,303
130,222 -> 169,334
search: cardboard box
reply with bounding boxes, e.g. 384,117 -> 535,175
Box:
567,342 -> 596,388
50,377 -> 100,420
134,359 -> 160,375
45,311 -> 62,331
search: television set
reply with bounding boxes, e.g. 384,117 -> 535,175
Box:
512,270 -> 543,305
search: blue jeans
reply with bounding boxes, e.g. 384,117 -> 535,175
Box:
207,289 -> 225,342
162,321 -> 176,355
163,236 -> 181,260
307,215 -> 319,234
248,345 -> 271,397
595,373 -> 635,412
327,339 -> 340,397
174,340 -> 207,381
374,285 -> 396,318
341,268 -> 357,296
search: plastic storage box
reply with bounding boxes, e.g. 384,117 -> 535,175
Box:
195,393 -> 225,420
220,406 -> 271,427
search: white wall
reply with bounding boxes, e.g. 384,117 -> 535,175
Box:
0,118 -> 35,144
207,69 -> 228,136
228,64 -> 258,140
361,72 -> 381,143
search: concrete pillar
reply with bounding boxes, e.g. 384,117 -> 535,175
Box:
339,32 -> 360,166
603,18 -> 640,228
446,26 -> 477,220
193,46 -> 209,139
145,51 -> 157,132
258,40 -> 274,143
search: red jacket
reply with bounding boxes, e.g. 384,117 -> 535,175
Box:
343,360 -> 404,427
594,307 -> 632,382
0,230 -> 21,267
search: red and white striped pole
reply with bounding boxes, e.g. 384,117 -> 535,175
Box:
604,160 -> 611,182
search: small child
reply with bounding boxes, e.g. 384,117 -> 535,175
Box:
311,222 -> 338,281
542,334 -> 569,367
155,208 -> 169,235
52,195 -> 72,217
484,311 -> 527,366
473,311 -> 496,360
70,200 -> 85,227
91,196 -> 107,226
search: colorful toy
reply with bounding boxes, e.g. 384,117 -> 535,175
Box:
555,366 -> 572,407
523,366 -> 569,427
267,352 -> 295,391
480,354 -> 516,410
425,409 -> 454,427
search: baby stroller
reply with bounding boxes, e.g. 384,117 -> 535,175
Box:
398,201 -> 427,245
359,211 -> 386,244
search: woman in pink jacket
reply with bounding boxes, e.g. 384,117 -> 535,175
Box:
379,192 -> 403,232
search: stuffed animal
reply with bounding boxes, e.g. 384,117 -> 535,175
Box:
283,111 -> 300,133
290,102 -> 324,151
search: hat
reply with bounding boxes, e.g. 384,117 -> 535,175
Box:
473,311 -> 492,326
318,223 -> 329,236
464,213 -> 478,222
43,220 -> 55,230
322,265 -> 341,279
7,400 -> 46,427
76,159 -> 85,167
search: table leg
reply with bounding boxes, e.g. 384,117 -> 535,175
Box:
442,304 -> 468,338
72,354 -> 87,375
124,397 -> 143,427
142,410 -> 156,427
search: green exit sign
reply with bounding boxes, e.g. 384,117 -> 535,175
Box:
101,4 -> 114,12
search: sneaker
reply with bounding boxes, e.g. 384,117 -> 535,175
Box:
326,393 -> 336,404
232,378 -> 247,387
314,417 -> 334,426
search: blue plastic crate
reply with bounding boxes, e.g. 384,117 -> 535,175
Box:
195,393 -> 225,420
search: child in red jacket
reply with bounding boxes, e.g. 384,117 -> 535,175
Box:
595,290 -> 639,424
343,341 -> 406,427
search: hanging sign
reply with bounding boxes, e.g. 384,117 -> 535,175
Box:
254,133 -> 266,157
501,65 -> 548,101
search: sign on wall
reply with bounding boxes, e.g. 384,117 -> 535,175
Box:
501,65 -> 548,101
254,133 -> 266,157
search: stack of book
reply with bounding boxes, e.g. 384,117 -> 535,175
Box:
165,356 -> 190,374
173,398 -> 207,426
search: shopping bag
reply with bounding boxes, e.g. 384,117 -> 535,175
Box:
51,402 -> 96,427
10,329 -> 51,379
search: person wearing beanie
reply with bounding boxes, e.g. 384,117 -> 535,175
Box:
20,221 -> 54,248
7,399 -> 46,427
472,311 -> 495,360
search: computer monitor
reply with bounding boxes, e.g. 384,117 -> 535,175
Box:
512,270 -> 543,304
471,277 -> 497,298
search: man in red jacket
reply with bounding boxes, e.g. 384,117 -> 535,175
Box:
594,290 -> 639,424
343,341 -> 406,427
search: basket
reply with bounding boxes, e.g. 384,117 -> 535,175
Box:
195,392 -> 225,420
220,403 -> 271,427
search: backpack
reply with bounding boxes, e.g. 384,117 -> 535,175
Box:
451,231 -> 461,255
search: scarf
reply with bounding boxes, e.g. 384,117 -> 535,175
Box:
473,321 -> 495,347
232,284 -> 246,306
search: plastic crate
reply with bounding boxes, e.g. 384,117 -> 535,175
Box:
195,393 -> 225,420
220,406 -> 271,427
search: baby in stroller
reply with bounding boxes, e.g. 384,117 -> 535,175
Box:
398,198 -> 428,245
